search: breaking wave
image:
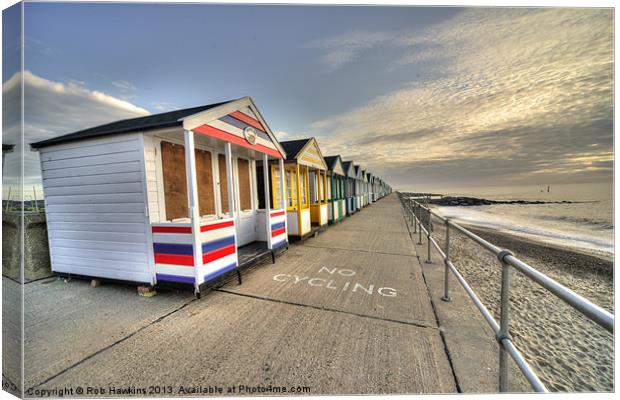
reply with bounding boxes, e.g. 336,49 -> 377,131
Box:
435,205 -> 613,258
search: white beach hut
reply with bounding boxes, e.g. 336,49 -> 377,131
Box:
353,164 -> 363,210
31,97 -> 288,296
367,172 -> 375,203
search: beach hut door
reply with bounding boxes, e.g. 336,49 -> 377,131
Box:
234,157 -> 255,246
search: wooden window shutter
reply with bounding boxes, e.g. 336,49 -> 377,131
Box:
237,158 -> 252,211
195,149 -> 215,215
161,141 -> 188,220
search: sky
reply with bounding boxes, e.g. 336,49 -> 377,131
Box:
1,3 -> 614,196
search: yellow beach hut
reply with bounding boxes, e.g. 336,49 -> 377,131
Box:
276,138 -> 329,239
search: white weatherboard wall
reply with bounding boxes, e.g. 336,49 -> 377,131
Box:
40,133 -> 154,283
143,135 -> 163,223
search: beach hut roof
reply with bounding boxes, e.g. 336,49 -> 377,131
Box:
31,101 -> 234,149
353,165 -> 363,179
280,139 -> 311,160
280,138 -> 327,170
342,161 -> 357,178
324,155 -> 346,176
31,97 -> 287,158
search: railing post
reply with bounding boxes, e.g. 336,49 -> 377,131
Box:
441,220 -> 451,302
498,250 -> 513,392
412,208 -> 416,233
417,203 -> 423,245
425,208 -> 432,263
408,198 -> 412,220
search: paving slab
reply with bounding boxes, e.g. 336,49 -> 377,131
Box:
35,290 -> 456,395
24,278 -> 193,389
305,228 -> 416,256
328,212 -> 410,234
221,244 -> 435,326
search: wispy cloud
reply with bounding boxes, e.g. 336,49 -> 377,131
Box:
309,8 -> 613,189
274,130 -> 308,141
308,31 -> 394,72
150,101 -> 178,112
112,80 -> 138,92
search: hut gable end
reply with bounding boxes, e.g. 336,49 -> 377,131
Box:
325,155 -> 346,176
182,97 -> 285,159
297,138 -> 328,170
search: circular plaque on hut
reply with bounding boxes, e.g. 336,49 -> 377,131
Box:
243,127 -> 257,145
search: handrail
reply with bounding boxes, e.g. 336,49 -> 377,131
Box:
398,193 -> 614,393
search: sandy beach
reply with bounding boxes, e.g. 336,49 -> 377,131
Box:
429,219 -> 613,392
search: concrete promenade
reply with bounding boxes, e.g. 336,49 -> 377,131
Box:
21,193 -> 487,396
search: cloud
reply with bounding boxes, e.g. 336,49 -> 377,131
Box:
274,130 -> 308,141
150,101 -> 178,112
308,31 -> 393,72
112,80 -> 138,92
308,9 -> 613,190
2,71 -> 150,198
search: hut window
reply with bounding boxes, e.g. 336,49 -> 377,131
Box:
300,168 -> 307,205
161,141 -> 188,220
286,168 -> 296,209
218,154 -> 230,214
290,170 -> 297,207
195,149 -> 215,216
334,177 -> 339,198
237,158 -> 252,211
271,165 -> 283,209
286,170 -> 292,207
309,171 -> 317,204
327,177 -> 331,199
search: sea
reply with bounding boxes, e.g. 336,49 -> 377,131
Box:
413,182 -> 613,260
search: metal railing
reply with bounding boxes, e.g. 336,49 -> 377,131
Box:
399,194 -> 614,393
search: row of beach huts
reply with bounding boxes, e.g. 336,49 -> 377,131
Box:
30,97 -> 392,296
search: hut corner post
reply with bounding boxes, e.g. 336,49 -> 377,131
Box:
294,164 -> 300,235
262,153 -> 272,249
224,142 -> 240,284
279,158 -> 288,245
183,129 -> 202,295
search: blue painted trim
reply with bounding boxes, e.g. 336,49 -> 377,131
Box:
219,115 -> 270,140
271,239 -> 287,249
201,236 -> 235,253
203,262 -> 238,282
156,273 -> 195,284
270,221 -> 285,231
153,242 -> 193,255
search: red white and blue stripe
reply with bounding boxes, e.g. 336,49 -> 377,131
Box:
197,219 -> 238,285
270,209 -> 287,249
152,219 -> 239,285
152,223 -> 195,284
